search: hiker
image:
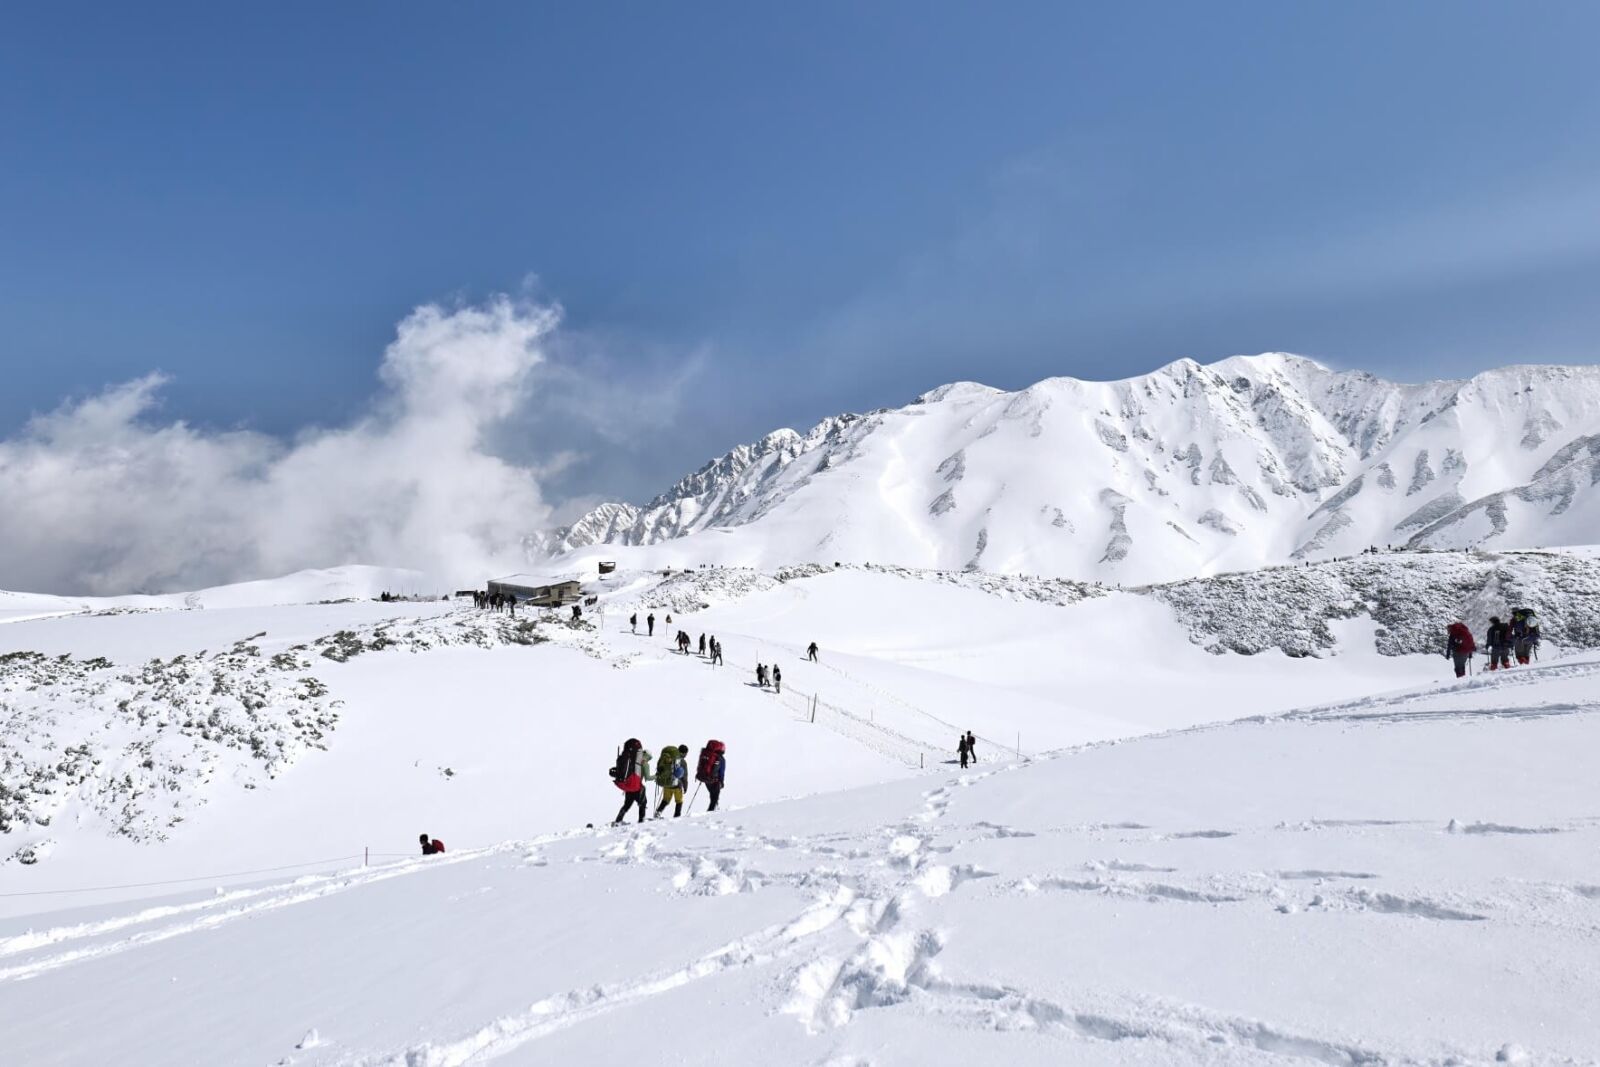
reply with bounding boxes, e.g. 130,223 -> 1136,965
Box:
755,663 -> 767,688
507,595 -> 517,617
965,731 -> 977,762
1485,616 -> 1512,671
698,633 -> 707,656
807,641 -> 818,662
711,638 -> 723,666
678,631 -> 690,654
571,604 -> 582,622
1511,609 -> 1541,665
611,739 -> 653,825
772,665 -> 781,694
420,833 -> 445,856
647,613 -> 655,637
630,613 -> 638,634
958,733 -> 973,769
1445,620 -> 1476,679
696,741 -> 727,812
654,744 -> 689,818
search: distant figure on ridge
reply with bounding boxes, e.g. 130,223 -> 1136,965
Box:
420,833 -> 445,856
807,641 -> 819,662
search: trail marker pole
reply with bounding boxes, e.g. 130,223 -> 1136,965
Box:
364,847 -> 369,867
1016,732 -> 1021,760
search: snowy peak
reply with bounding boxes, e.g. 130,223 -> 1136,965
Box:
545,355 -> 1600,582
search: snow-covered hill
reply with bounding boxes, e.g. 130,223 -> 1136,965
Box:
6,651 -> 1599,1065
6,550 -> 1595,894
543,355 -> 1600,584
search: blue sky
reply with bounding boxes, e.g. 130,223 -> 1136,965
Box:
5,1 -> 1600,505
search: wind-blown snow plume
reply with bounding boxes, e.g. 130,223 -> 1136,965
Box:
0,297 -> 558,594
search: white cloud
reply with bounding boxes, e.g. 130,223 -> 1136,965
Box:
0,295 -> 559,594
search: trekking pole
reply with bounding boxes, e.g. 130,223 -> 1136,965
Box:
686,781 -> 701,815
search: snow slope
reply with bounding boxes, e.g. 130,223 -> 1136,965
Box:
5,551 -> 1595,905
543,355 -> 1600,583
0,565 -> 432,624
4,651 -> 1598,1065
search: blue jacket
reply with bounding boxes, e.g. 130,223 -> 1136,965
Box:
711,755 -> 726,786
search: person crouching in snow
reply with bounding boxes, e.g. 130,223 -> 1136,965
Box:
420,833 -> 445,855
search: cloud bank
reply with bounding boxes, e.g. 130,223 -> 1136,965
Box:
0,296 -> 562,595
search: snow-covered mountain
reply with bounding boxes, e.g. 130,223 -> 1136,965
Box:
543,355 -> 1600,584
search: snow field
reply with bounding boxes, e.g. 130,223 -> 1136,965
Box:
3,652 -> 1597,1064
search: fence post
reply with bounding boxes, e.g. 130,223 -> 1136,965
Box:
1016,732 -> 1021,760
810,695 -> 817,723
364,846 -> 369,867
920,752 -> 924,769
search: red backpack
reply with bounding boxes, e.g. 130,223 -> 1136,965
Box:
696,739 -> 725,784
1447,622 -> 1475,655
611,738 -> 643,791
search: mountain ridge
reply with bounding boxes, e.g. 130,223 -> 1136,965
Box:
539,354 -> 1600,583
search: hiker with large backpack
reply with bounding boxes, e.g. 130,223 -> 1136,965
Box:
1511,608 -> 1541,665
419,833 -> 445,855
654,744 -> 689,818
695,740 -> 727,812
1445,620 -> 1476,678
1485,616 -> 1512,671
610,738 -> 653,825
772,665 -> 782,693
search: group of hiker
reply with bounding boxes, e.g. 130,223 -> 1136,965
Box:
1445,608 -> 1541,678
609,738 -> 727,824
956,731 -> 978,769
473,590 -> 517,614
629,611 -> 672,637
754,663 -> 781,692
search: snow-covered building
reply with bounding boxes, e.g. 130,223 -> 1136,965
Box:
486,572 -> 584,605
